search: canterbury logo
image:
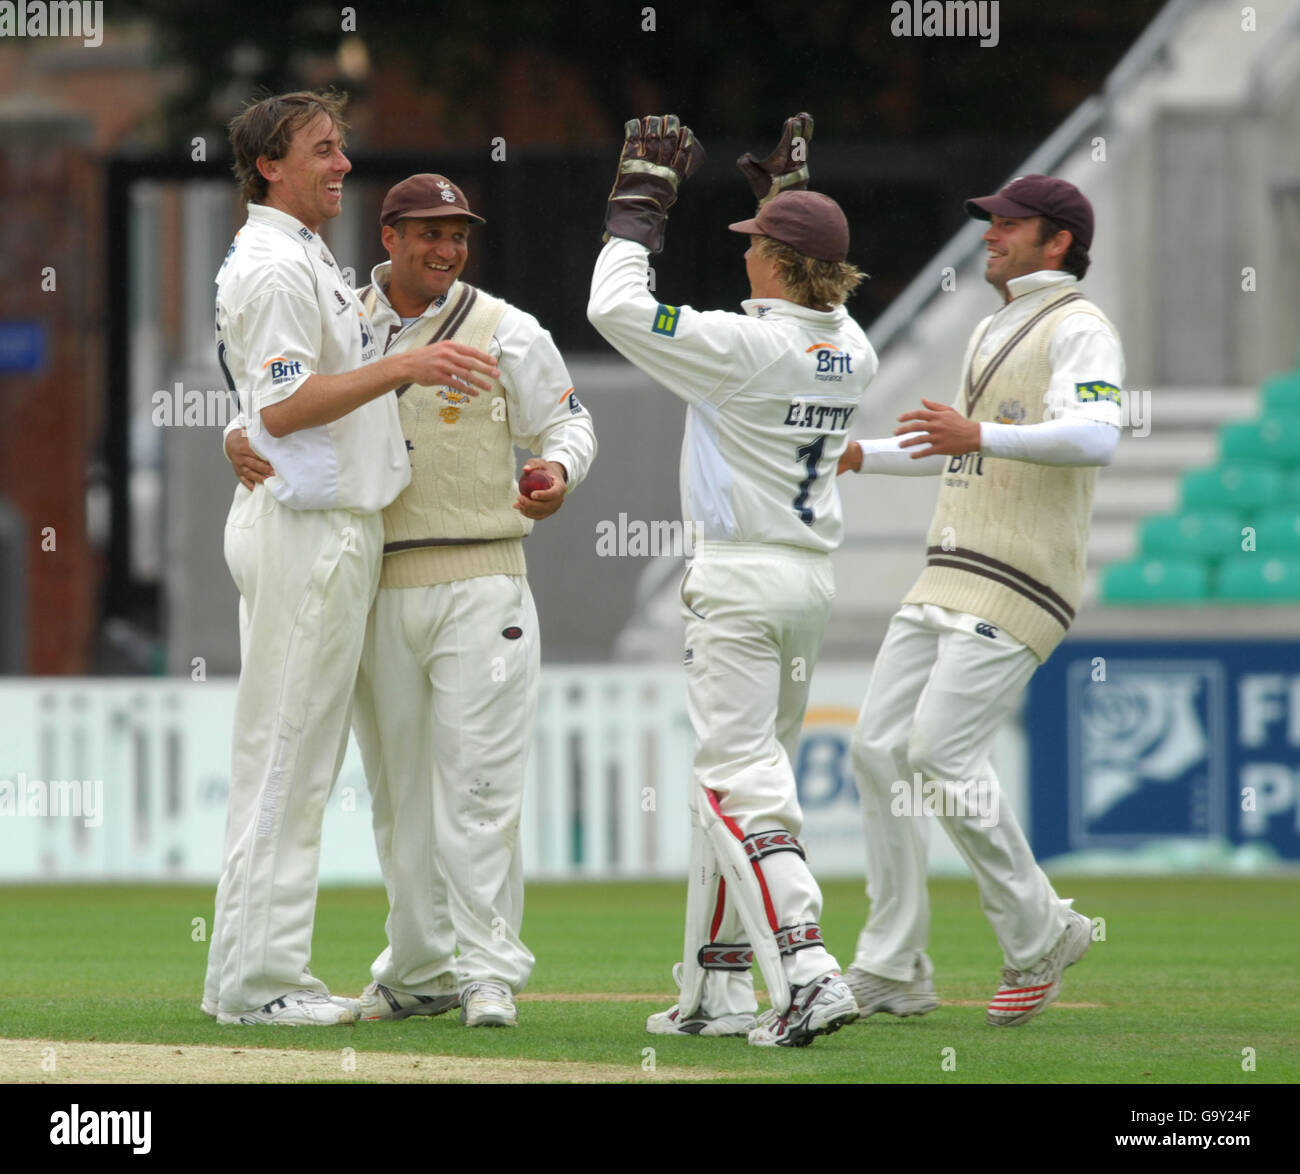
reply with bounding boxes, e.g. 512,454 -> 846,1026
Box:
975,622 -> 999,639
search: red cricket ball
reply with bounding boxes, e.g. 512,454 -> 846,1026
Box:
518,469 -> 552,497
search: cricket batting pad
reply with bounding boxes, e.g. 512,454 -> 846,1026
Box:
698,787 -> 793,1016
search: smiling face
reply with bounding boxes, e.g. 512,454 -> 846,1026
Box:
257,111 -> 350,233
981,214 -> 1068,300
382,215 -> 470,317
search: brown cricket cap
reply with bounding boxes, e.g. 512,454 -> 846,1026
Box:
380,173 -> 485,227
965,174 -> 1093,251
728,190 -> 849,262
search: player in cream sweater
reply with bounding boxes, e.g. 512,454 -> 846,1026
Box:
838,175 -> 1124,1027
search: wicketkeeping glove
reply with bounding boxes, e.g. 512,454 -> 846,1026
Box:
603,114 -> 706,254
736,112 -> 813,207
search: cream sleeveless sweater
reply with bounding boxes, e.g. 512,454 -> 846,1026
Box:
362,284 -> 531,588
903,292 -> 1116,660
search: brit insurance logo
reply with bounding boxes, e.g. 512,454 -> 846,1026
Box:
805,342 -> 853,382
1066,659 -> 1226,847
263,355 -> 304,385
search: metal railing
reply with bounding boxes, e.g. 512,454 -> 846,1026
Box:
865,0 -> 1206,357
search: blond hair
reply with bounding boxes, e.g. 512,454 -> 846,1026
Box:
756,235 -> 864,309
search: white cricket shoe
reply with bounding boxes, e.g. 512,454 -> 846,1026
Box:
358,980 -> 459,1021
747,973 -> 858,1047
987,908 -> 1092,1027
460,980 -> 518,1028
844,961 -> 939,1020
646,1004 -> 758,1037
217,989 -> 358,1026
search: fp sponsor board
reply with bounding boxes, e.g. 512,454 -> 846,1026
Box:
1027,640 -> 1300,860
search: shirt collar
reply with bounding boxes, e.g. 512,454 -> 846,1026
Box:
246,202 -> 319,244
367,261 -> 455,318
741,297 -> 843,323
1004,269 -> 1076,301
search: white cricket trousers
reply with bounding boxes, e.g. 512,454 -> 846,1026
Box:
682,541 -> 841,1007
204,484 -> 382,1014
351,575 -> 538,994
850,602 -> 1070,979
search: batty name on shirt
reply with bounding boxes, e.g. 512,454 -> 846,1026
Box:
782,403 -> 856,430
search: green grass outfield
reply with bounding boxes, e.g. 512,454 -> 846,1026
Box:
1,877 -> 1297,1085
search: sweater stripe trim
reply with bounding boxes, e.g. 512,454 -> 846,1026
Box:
383,536 -> 494,553
925,557 -> 1072,630
925,545 -> 1076,618
389,286 -> 479,399
925,551 -> 1075,629
964,291 -> 1082,416
441,285 -> 479,340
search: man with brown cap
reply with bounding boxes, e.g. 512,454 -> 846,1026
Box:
228,172 -> 596,1029
589,114 -> 876,1046
838,173 -> 1124,1027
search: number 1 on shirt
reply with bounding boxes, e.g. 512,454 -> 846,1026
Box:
793,435 -> 827,525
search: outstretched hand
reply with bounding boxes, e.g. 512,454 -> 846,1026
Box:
405,340 -> 498,395
895,398 -> 982,458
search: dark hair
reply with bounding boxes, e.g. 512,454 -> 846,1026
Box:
1035,216 -> 1090,280
228,89 -> 349,205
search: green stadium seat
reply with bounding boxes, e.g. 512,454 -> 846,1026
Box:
1219,416 -> 1300,466
1262,371 -> 1300,416
1215,556 -> 1300,602
1139,511 -> 1242,560
1252,510 -> 1300,554
1182,465 -> 1283,513
1284,469 -> 1300,505
1101,558 -> 1210,604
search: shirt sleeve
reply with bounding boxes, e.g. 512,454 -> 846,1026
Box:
980,416 -> 1119,466
1044,313 -> 1125,427
224,283 -> 321,415
497,307 -> 597,492
587,237 -> 776,407
854,435 -> 946,476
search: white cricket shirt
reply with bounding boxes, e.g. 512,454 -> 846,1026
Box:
589,237 -> 877,553
215,204 -> 409,512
